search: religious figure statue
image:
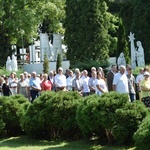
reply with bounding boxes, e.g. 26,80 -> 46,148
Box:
6,56 -> 12,72
136,41 -> 145,67
11,54 -> 18,71
117,52 -> 126,68
128,32 -> 145,68
128,32 -> 136,69
49,41 -> 55,61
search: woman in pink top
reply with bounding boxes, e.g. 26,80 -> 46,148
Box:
41,74 -> 52,91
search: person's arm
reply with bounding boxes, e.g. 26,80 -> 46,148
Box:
96,84 -> 105,93
113,84 -> 116,91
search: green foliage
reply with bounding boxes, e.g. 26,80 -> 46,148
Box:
76,92 -> 148,145
133,114 -> 150,149
21,91 -> 83,139
113,100 -> 148,145
43,53 -> 49,74
56,54 -> 62,72
70,59 -> 109,72
65,0 -> 111,64
117,18 -> 130,63
0,95 -> 30,137
0,0 -> 65,66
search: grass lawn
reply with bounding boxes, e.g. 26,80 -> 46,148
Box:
0,136 -> 136,150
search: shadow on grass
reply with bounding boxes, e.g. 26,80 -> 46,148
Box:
0,136 -> 136,150
0,136 -> 91,150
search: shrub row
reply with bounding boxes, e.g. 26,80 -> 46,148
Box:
0,91 -> 149,147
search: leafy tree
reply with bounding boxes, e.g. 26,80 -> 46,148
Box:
117,18 -> 129,63
43,53 -> 49,74
65,0 -> 111,64
131,0 -> 150,64
56,54 -> 62,71
0,0 -> 65,66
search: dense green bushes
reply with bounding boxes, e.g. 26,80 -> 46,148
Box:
133,114 -> 150,149
0,91 -> 149,147
0,95 -> 30,137
76,92 -> 148,145
21,91 -> 83,139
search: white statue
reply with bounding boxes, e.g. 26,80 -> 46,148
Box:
11,54 -> 18,71
128,32 -> 136,69
6,56 -> 12,72
128,32 -> 145,68
136,41 -> 145,67
117,52 -> 126,68
49,41 -> 55,61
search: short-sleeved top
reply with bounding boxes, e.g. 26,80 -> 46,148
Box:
113,72 -> 129,93
140,79 -> 150,98
41,80 -> 52,91
95,79 -> 108,96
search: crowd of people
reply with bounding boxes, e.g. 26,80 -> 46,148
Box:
0,65 -> 149,103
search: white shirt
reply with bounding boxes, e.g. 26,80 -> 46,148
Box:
136,74 -> 144,84
55,74 -> 66,87
113,72 -> 129,93
95,79 -> 108,95
66,76 -> 74,90
82,76 -> 90,93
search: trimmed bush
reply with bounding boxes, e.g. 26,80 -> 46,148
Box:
0,95 -> 30,137
133,114 -> 150,149
76,92 -> 148,145
21,91 -> 83,139
113,100 -> 148,145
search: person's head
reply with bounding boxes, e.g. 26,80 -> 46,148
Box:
20,73 -> 24,80
126,64 -> 131,71
91,67 -> 96,72
75,70 -> 80,78
119,65 -> 126,75
49,71 -> 54,77
139,68 -> 144,74
69,70 -> 73,77
31,71 -> 37,78
144,66 -> 150,72
111,65 -> 117,72
144,71 -> 150,80
91,71 -> 97,78
127,67 -> 132,75
4,77 -> 9,83
10,72 -> 15,78
43,73 -> 48,81
83,70 -> 88,77
97,71 -> 102,79
24,71 -> 28,78
58,67 -> 63,74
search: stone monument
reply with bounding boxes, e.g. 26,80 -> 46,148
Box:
11,54 -> 18,71
128,32 -> 145,68
6,56 -> 12,72
136,41 -> 145,67
117,52 -> 126,68
128,32 -> 136,69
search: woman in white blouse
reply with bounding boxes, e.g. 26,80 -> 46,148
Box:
95,71 -> 108,96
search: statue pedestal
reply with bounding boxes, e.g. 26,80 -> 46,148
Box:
23,61 -> 70,74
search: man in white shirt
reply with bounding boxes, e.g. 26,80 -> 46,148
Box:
29,71 -> 41,102
113,65 -> 129,94
55,67 -> 67,91
81,70 -> 90,96
66,70 -> 74,91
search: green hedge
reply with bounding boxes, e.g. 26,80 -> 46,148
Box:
133,114 -> 150,149
76,92 -> 148,145
0,95 -> 30,136
21,91 -> 83,139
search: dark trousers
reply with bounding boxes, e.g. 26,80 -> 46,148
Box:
30,90 -> 39,103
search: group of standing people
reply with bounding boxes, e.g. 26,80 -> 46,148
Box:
0,64 -> 149,103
